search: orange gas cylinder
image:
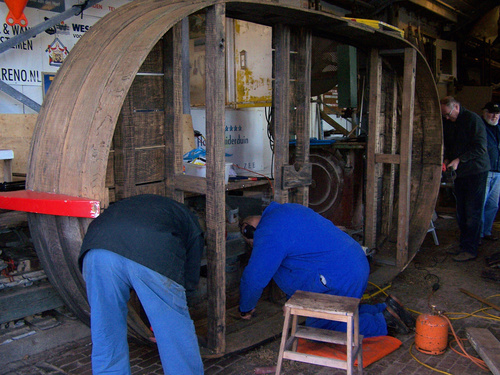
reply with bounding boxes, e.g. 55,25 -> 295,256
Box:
415,308 -> 449,355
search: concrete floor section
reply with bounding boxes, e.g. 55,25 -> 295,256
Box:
1,215 -> 500,375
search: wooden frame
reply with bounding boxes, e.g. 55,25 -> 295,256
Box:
24,0 -> 442,355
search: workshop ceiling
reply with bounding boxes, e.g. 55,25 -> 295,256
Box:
325,0 -> 499,40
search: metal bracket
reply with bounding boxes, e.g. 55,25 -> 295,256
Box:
282,163 -> 312,189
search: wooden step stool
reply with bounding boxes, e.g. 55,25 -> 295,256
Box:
275,290 -> 363,375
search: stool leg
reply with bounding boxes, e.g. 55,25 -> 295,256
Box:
290,313 -> 299,352
357,341 -> 363,374
275,307 -> 291,375
347,316 -> 353,375
355,309 -> 362,374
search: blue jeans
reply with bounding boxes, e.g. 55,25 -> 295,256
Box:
83,249 -> 204,375
454,172 -> 488,256
482,171 -> 500,237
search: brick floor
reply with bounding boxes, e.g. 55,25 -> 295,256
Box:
2,216 -> 499,374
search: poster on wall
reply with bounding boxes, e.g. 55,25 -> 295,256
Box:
0,0 -> 131,113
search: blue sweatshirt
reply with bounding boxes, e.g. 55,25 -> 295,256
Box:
239,202 -> 369,312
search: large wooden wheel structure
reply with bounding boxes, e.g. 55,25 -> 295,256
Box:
25,0 -> 442,355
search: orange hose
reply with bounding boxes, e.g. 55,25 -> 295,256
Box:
442,315 -> 489,372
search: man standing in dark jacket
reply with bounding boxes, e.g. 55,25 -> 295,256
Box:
441,97 -> 490,261
481,102 -> 500,242
79,194 -> 205,375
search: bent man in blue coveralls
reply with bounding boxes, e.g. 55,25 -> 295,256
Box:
79,194 -> 205,375
238,202 -> 414,337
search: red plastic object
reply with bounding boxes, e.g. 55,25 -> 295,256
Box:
0,190 -> 100,218
4,0 -> 29,27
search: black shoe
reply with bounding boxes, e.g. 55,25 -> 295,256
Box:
446,246 -> 461,255
452,251 -> 477,262
383,306 -> 410,335
385,295 -> 416,330
483,235 -> 498,241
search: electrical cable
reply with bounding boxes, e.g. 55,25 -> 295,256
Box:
443,315 -> 489,372
368,281 -> 499,373
233,164 -> 274,195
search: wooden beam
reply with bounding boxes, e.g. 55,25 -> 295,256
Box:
205,3 -> 226,355
0,280 -> 64,324
272,24 -> 291,204
466,328 -> 500,375
290,27 -> 312,205
164,23 -> 184,202
374,153 -> 401,164
396,48 -> 416,268
381,77 -> 398,238
0,190 -> 100,218
365,49 -> 382,248
319,110 -> 350,136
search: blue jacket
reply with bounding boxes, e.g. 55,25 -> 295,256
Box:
483,118 -> 500,172
239,202 -> 369,312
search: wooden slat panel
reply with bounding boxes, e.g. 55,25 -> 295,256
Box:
365,49 -> 383,249
135,148 -> 165,183
205,3 -> 227,354
129,75 -> 164,110
272,24 -> 291,204
138,39 -> 163,73
397,48 -> 416,268
128,112 -> 165,148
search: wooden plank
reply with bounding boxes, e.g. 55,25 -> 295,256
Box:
0,190 -> 100,218
365,49 -> 382,248
397,48 -> 416,268
290,27 -> 312,205
164,23 -> 184,203
381,77 -> 398,238
0,210 -> 27,228
205,3 -> 226,355
466,328 -> 500,375
272,24 -> 291,204
374,153 -> 401,164
294,325 -> 356,345
0,280 -> 64,324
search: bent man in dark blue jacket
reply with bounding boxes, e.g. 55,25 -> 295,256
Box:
238,202 -> 414,337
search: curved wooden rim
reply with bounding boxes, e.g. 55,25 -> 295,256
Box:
26,0 -> 442,342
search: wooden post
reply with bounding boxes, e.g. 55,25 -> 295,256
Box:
290,27 -> 312,206
396,48 -> 416,268
381,76 -> 398,237
205,3 -> 226,354
365,49 -> 382,249
164,23 -> 184,202
273,24 -> 291,204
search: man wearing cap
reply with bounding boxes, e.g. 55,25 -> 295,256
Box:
481,102 -> 500,242
440,96 -> 490,261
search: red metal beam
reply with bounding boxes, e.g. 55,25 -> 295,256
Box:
0,190 -> 100,218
